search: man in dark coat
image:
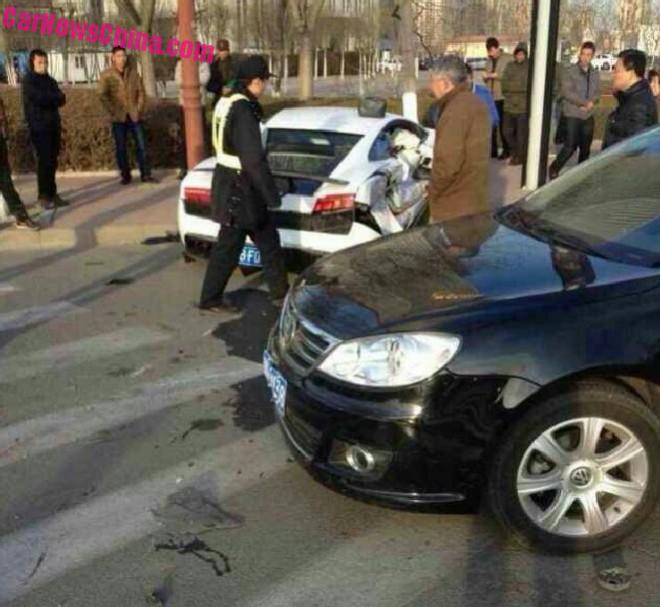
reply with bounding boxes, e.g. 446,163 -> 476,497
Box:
199,56 -> 288,313
603,49 -> 658,149
22,49 -> 68,209
206,39 -> 236,108
501,45 -> 530,166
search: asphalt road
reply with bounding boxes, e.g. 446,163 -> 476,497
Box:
0,243 -> 658,607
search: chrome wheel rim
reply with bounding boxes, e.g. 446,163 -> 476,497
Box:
517,417 -> 648,537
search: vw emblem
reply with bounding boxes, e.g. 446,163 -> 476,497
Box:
570,467 -> 593,488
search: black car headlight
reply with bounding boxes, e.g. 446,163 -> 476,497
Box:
317,333 -> 461,388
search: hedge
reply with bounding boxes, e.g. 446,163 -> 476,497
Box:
2,85 -> 616,173
1,85 -> 180,172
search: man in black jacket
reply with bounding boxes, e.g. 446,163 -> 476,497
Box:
603,49 -> 658,149
22,49 -> 68,209
199,56 -> 288,313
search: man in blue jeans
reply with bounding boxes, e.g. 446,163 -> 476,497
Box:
98,46 -> 156,185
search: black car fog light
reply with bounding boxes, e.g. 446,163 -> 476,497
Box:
328,440 -> 393,478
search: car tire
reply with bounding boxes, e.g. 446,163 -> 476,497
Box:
488,382 -> 660,554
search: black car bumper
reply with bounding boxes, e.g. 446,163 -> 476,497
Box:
266,330 -> 507,511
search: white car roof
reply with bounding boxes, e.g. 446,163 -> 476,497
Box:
266,106 -> 401,136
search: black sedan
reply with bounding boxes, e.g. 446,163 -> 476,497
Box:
264,127 -> 660,554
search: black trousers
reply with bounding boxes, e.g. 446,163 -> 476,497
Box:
30,127 -> 60,200
503,112 -> 528,162
491,100 -> 510,157
0,135 -> 27,217
199,217 -> 288,306
554,116 -> 595,172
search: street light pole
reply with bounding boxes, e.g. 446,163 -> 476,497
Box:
178,0 -> 205,169
399,0 -> 418,122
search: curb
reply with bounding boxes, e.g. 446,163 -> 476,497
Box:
0,223 -> 178,251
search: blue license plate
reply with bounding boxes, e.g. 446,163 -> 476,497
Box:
239,244 -> 262,268
263,351 -> 287,418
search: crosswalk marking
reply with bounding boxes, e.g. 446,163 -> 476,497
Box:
0,426 -> 285,604
0,326 -> 170,384
0,301 -> 85,332
0,359 -> 263,467
0,283 -> 18,295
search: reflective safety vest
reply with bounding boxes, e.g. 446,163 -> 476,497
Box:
212,93 -> 248,171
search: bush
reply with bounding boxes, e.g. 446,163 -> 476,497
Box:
2,84 -> 617,173
1,85 -> 181,172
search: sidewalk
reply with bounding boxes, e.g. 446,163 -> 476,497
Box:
0,171 -> 180,251
0,162 -> 526,252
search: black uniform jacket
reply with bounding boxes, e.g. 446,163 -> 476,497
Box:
210,92 -> 281,230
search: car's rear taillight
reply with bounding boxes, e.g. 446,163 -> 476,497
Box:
312,193 -> 355,214
184,187 -> 211,205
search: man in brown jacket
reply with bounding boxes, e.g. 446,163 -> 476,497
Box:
427,55 -> 491,224
98,46 -> 156,185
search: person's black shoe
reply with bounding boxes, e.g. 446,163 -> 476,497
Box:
121,174 -> 132,185
53,194 -> 70,208
548,162 -> 560,181
14,212 -> 40,231
141,175 -> 159,184
498,151 -> 510,160
198,298 -> 241,315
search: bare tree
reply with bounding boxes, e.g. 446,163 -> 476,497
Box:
114,0 -> 158,96
288,0 -> 326,100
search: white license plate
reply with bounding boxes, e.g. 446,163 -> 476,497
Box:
240,244 -> 263,268
264,351 -> 287,418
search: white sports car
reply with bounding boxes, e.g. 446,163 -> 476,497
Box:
177,106 -> 434,269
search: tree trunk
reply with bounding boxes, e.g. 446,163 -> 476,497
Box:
298,32 -> 314,100
340,48 -> 345,80
140,52 -> 158,98
314,47 -> 318,80
323,48 -> 328,78
236,0 -> 244,51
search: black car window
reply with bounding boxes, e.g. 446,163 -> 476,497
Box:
266,129 -> 362,178
513,127 -> 660,265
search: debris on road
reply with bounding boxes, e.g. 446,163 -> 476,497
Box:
154,534 -> 231,578
597,567 -> 632,592
106,277 -> 135,286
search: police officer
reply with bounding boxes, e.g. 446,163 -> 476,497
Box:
199,56 -> 288,313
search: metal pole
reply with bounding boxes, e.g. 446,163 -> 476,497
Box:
178,0 -> 205,169
399,0 -> 418,121
524,0 -> 561,190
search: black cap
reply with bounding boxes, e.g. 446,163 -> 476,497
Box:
236,55 -> 274,81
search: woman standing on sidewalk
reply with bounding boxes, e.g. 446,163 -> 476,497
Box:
0,95 -> 39,231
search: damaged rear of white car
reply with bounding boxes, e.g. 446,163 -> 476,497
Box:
177,106 -> 434,269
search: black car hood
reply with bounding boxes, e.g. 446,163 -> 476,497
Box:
292,213 -> 660,340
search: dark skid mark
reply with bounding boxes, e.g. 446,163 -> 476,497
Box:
142,233 -> 180,246
106,277 -> 135,286
84,261 -> 105,266
224,376 -> 275,432
154,535 -> 231,577
180,418 -> 225,440
211,289 -> 280,363
26,550 -> 47,582
151,485 -> 244,531
109,367 -> 133,378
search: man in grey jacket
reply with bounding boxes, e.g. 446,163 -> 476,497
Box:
549,42 -> 600,179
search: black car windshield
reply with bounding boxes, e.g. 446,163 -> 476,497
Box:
499,127 -> 660,267
266,129 -> 362,178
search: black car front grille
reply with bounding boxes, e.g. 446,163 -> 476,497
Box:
282,407 -> 323,458
278,298 -> 336,375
